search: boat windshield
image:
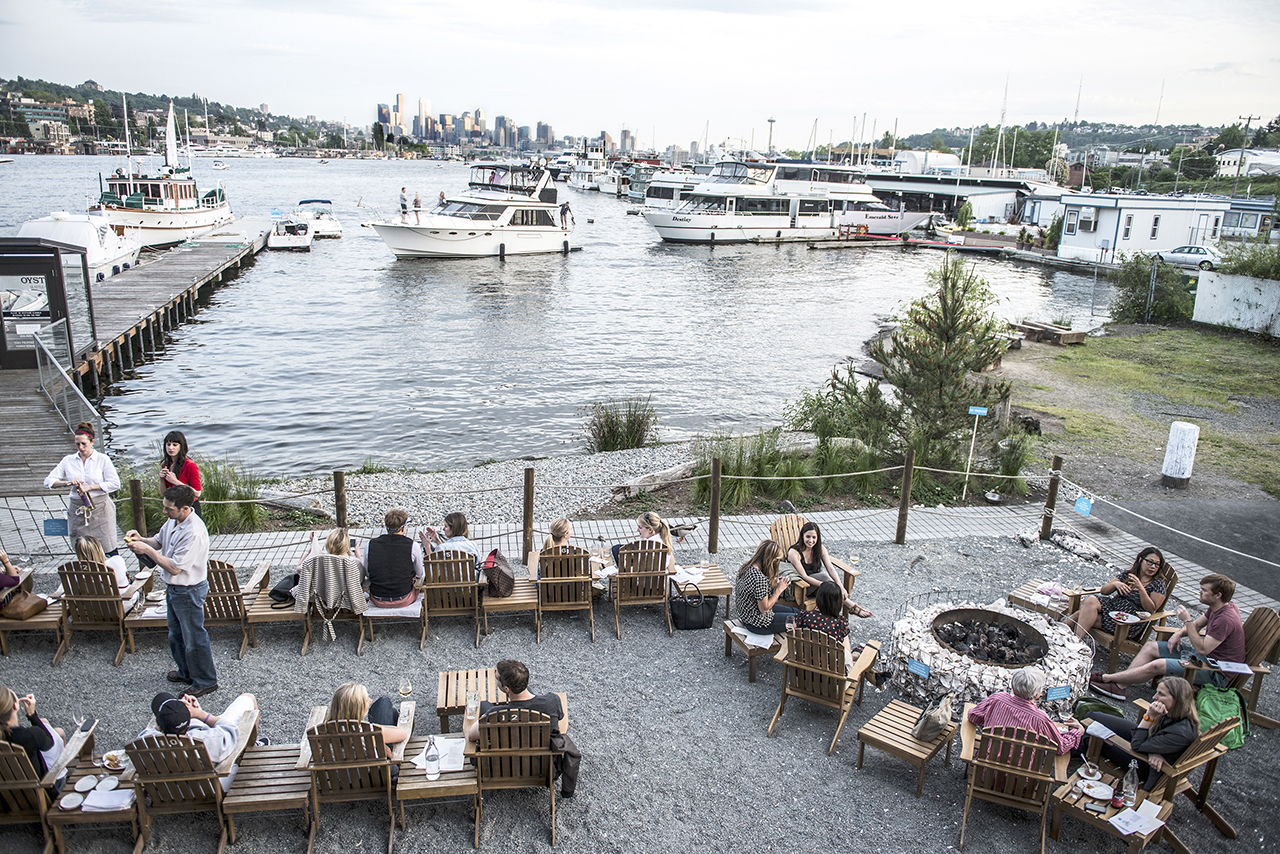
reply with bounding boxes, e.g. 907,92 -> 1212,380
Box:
438,202 -> 509,221
676,195 -> 727,214
707,162 -> 773,185
469,165 -> 538,191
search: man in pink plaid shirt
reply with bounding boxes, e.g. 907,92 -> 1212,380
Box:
965,666 -> 1084,754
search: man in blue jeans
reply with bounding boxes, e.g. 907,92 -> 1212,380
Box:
126,484 -> 217,696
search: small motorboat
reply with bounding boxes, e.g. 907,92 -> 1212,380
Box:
267,219 -> 314,251
293,199 -> 343,238
212,160 -> 229,170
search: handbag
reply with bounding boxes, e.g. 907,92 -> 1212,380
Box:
911,692 -> 954,742
669,582 -> 718,630
1,589 -> 48,620
269,572 -> 300,608
482,549 -> 514,598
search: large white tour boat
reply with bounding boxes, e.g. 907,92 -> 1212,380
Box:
90,103 -> 234,248
370,162 -> 572,258
567,145 -> 607,191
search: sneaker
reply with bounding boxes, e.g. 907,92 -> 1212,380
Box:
167,670 -> 191,684
559,789 -> 575,800
255,737 -> 270,747
188,683 -> 219,698
1089,674 -> 1126,702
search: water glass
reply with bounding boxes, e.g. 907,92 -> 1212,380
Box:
71,703 -> 85,729
465,691 -> 479,720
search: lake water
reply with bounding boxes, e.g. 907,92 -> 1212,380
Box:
1,156 -> 1112,476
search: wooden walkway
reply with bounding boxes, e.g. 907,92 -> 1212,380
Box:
0,225 -> 268,496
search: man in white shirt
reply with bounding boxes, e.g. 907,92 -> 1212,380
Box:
144,691 -> 258,791
127,485 -> 217,696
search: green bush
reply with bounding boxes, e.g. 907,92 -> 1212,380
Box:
769,452 -> 811,503
956,201 -> 974,230
988,429 -> 1035,496
1217,239 -> 1280,281
1046,213 -> 1063,251
114,452 -> 263,534
580,397 -> 659,453
1108,253 -> 1194,323
691,429 -> 785,509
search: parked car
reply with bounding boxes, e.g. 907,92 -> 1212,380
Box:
1157,245 -> 1222,270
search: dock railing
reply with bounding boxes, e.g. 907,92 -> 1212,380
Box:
34,318 -> 103,436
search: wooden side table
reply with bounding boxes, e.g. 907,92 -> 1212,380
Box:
856,699 -> 957,797
1050,769 -> 1173,854
435,667 -> 498,733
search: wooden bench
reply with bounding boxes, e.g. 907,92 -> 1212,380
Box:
394,735 -> 479,836
222,741 -> 312,838
481,576 -> 538,637
436,669 -> 498,734
723,619 -> 781,683
856,699 -> 957,797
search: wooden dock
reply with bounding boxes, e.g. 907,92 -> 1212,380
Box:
0,225 -> 268,496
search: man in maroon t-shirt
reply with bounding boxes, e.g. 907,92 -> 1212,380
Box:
1090,573 -> 1246,702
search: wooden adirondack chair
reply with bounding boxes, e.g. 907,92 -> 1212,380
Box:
54,561 -> 147,666
1087,711 -> 1241,854
767,629 -> 881,754
473,708 -> 559,848
416,550 -> 481,649
1167,607 -> 1280,730
536,545 -> 595,642
0,718 -> 97,854
960,726 -> 1059,854
203,560 -> 270,660
769,514 -> 859,611
612,540 -> 672,639
1084,567 -> 1179,674
305,720 -> 394,854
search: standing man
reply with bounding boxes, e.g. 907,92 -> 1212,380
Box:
1090,573 -> 1246,701
399,187 -> 409,223
466,659 -> 580,798
126,484 -> 217,696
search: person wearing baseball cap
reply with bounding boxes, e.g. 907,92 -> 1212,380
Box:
142,691 -> 259,790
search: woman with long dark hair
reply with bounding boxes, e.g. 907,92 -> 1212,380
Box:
160,430 -> 202,515
785,521 -> 872,619
1068,546 -> 1169,639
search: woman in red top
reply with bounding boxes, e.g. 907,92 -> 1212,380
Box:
160,430 -> 202,515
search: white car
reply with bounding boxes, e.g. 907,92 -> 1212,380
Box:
1157,245 -> 1221,270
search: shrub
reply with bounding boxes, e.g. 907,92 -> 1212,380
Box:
1108,253 -> 1194,323
581,396 -> 659,453
691,429 -> 785,509
1046,213 -> 1063,250
198,455 -> 264,534
989,429 -> 1035,496
769,452 -> 811,503
956,201 -> 974,230
1217,239 -> 1280,281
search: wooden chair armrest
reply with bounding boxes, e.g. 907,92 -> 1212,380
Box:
40,720 -> 97,787
1135,610 -> 1174,624
245,561 -> 272,592
848,639 -> 881,682
1053,752 -> 1070,782
830,556 -> 862,579
295,705 -> 328,769
1151,625 -> 1177,639
555,692 -> 568,734
18,568 -> 35,593
217,709 -> 260,776
959,703 -> 979,762
121,578 -> 148,598
389,701 -> 416,761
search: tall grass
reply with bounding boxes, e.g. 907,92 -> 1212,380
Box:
113,452 -> 264,535
581,397 -> 659,453
988,429 -> 1036,496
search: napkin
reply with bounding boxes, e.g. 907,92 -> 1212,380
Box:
730,624 -> 777,649
672,566 -> 704,586
1086,720 -> 1117,740
82,788 -> 136,812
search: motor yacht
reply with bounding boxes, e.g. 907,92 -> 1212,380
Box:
16,211 -> 142,282
293,199 -> 343,238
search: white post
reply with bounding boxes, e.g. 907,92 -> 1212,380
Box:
1161,421 -> 1200,489
961,411 -> 983,501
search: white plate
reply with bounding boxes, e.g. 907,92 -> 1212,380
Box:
102,751 -> 125,770
95,775 -> 118,791
1109,611 -> 1139,624
74,775 -> 97,793
1078,766 -> 1102,781
1080,780 -> 1114,800
146,591 -> 164,602
59,792 -> 84,810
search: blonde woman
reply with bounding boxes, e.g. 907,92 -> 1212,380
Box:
1086,676 -> 1199,789
327,682 -> 408,758
611,510 -> 676,571
734,539 -> 795,634
1,683 -> 67,792
542,517 -> 572,551
74,536 -> 139,612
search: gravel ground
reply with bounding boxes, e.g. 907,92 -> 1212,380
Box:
4,535 -> 1276,854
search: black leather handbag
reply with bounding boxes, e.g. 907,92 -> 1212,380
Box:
669,582 -> 718,630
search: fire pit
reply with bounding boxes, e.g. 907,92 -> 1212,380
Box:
890,599 -> 1092,711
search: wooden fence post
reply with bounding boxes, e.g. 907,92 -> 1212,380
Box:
334,470 -> 347,529
894,450 -> 915,545
129,479 -> 147,536
523,467 -> 535,563
708,458 -> 722,555
1040,455 -> 1063,541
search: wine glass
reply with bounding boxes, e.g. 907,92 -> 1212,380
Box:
398,677 -> 413,697
71,702 -> 85,729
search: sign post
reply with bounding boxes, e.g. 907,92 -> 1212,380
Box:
961,405 -> 988,501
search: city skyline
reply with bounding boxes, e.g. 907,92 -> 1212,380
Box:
2,0 -> 1276,153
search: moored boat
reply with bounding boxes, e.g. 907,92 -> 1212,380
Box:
16,211 -> 142,282
294,199 -> 343,238
267,219 -> 313,251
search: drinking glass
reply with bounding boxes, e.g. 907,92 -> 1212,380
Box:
398,677 -> 413,697
464,691 -> 479,720
71,703 -> 86,729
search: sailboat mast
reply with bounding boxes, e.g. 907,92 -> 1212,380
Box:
122,93 -> 134,196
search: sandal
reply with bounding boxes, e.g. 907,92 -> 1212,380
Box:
850,603 -> 873,619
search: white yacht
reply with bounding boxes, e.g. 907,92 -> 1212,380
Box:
567,145 -> 607,191
370,162 -> 572,258
90,103 -> 234,248
267,219 -> 313,251
293,199 -> 343,238
16,211 -> 142,282
548,152 -> 576,181
643,165 -> 714,211
643,160 -> 921,243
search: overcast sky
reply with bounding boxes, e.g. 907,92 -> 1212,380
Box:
3,0 -> 1276,150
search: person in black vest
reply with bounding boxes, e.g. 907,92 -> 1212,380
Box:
360,507 -> 424,608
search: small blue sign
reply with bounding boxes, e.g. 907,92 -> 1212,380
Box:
1046,685 -> 1071,701
906,658 -> 930,678
1074,496 -> 1093,517
270,208 -> 282,220
968,406 -> 988,416
43,517 -> 68,537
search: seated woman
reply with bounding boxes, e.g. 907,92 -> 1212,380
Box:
1067,547 -> 1168,639
733,540 -> 796,635
537,517 -> 573,579
0,549 -> 20,608
610,511 -> 676,572
1084,676 -> 1198,790
794,580 -> 867,672
74,535 -> 140,613
1,683 -> 68,793
363,509 -> 424,608
966,666 -> 1084,755
420,511 -> 482,578
327,682 -> 409,759
785,521 -> 872,619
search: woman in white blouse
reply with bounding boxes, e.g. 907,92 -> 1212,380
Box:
43,421 -> 121,554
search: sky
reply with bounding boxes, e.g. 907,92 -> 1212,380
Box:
2,0 -> 1277,151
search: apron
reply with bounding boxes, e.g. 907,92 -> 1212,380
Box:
68,488 -> 119,552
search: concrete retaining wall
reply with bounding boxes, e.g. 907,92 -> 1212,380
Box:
1193,271 -> 1280,337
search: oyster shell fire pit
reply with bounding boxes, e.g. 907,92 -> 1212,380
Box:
891,599 -> 1092,711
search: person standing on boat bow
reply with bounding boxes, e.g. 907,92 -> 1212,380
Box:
560,201 -> 574,229
399,187 -> 408,223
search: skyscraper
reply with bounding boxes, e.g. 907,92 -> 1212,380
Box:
620,129 -> 633,153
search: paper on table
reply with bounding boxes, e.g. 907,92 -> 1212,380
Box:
141,605 -> 167,618
1215,660 -> 1253,675
1030,593 -> 1051,607
412,737 -> 466,773
672,567 -> 704,586
1108,805 -> 1165,836
731,624 -> 776,649
597,566 -> 618,578
1086,721 -> 1117,740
